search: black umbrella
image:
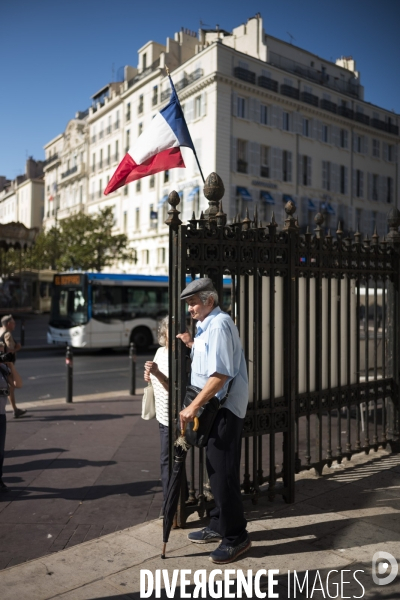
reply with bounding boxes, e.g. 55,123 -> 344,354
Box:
161,420 -> 198,559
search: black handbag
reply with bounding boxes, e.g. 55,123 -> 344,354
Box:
180,380 -> 233,448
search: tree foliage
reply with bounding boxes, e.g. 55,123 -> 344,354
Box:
1,208 -> 136,274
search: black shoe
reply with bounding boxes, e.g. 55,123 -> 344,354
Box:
209,535 -> 251,564
14,408 -> 27,418
0,481 -> 9,493
187,527 -> 222,544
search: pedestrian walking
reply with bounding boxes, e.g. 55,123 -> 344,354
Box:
177,278 -> 250,564
0,315 -> 26,418
143,316 -> 169,515
0,359 -> 23,493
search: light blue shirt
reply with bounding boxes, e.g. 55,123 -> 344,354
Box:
190,306 -> 249,419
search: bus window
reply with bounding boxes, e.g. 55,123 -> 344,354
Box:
125,287 -> 168,319
51,286 -> 88,326
92,285 -> 123,319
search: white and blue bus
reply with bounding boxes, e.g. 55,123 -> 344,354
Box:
48,272 -> 232,350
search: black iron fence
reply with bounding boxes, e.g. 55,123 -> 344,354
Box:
167,172 -> 400,526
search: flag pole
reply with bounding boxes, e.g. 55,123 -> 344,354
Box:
166,67 -> 205,184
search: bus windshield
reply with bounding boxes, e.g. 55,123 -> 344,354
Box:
50,284 -> 88,327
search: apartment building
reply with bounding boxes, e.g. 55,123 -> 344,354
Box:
43,111 -> 88,229
44,14 -> 399,274
0,158 -> 44,229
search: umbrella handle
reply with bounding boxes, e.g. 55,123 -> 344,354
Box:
180,416 -> 199,436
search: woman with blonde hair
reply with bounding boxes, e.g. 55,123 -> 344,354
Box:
144,316 -> 169,513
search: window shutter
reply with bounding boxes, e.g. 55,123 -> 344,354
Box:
367,173 -> 372,201
271,105 -> 281,128
271,147 -> 282,180
359,171 -> 364,198
231,137 -> 237,172
201,92 -> 207,117
344,166 -> 348,195
293,112 -> 302,134
332,163 -> 339,193
186,99 -> 194,122
383,142 -> 388,161
297,154 -> 302,185
307,156 -> 312,187
322,161 -> 328,190
352,169 -> 357,197
232,92 -> 237,117
311,119 -> 318,139
250,142 -> 260,176
252,98 -> 260,122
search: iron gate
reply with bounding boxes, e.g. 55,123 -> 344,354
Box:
167,172 -> 400,526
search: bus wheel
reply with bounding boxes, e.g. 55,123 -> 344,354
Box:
130,327 -> 152,352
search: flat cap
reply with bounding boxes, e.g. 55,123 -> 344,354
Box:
180,278 -> 216,300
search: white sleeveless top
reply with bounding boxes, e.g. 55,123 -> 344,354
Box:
149,346 -> 169,427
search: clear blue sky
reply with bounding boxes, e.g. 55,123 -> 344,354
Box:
1,0 -> 399,179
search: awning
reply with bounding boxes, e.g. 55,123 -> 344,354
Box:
150,210 -> 158,220
236,186 -> 252,201
283,194 -> 293,202
308,199 -> 317,211
187,186 -> 200,202
321,202 -> 335,215
157,194 -> 168,208
260,191 -> 275,204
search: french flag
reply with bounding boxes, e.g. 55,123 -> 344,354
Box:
104,76 -> 195,195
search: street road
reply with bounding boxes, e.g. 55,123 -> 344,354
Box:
12,348 -> 152,404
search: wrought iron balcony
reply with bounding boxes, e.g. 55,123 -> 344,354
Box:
61,165 -> 78,179
371,118 -> 388,132
320,99 -> 337,114
300,92 -> 319,107
234,67 -> 256,85
338,106 -> 354,119
388,123 -> 399,135
355,112 -> 370,125
258,75 -> 278,92
44,153 -> 59,167
280,84 -> 299,100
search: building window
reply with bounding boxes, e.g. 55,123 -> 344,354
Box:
282,150 -> 292,182
340,166 -> 347,194
322,125 -> 329,143
115,141 -> 119,162
136,180 -> 141,193
303,119 -> 309,137
152,85 -> 158,106
138,95 -> 144,115
99,149 -> 103,170
372,139 -> 380,158
142,249 -> 149,265
92,153 -> 95,173
126,103 -> 131,122
124,185 -> 128,196
138,123 -> 143,136
282,112 -> 290,131
194,95 -> 202,119
237,139 -> 248,173
302,156 -> 311,186
340,129 -> 348,149
149,175 -> 155,189
135,208 -> 140,230
372,175 -> 379,201
260,104 -> 268,125
107,145 -> 111,166
237,97 -> 246,119
388,145 -> 394,162
125,130 -> 130,153
98,179 -> 102,198
158,248 -> 166,264
260,145 -> 269,178
164,170 -> 169,184
123,211 -> 127,232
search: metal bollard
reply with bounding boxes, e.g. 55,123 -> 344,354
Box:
20,319 -> 25,347
129,342 -> 136,395
66,345 -> 73,403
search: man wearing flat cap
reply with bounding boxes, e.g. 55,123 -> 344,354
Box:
177,278 -> 250,564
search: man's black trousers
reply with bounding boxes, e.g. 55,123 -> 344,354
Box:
206,407 -> 247,546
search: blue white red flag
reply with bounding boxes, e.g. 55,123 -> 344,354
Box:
104,75 -> 195,195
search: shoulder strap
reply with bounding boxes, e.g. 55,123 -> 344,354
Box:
219,378 -> 234,406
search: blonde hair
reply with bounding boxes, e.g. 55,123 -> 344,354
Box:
158,316 -> 169,346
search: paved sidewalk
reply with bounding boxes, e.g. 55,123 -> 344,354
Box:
1,397 -> 400,599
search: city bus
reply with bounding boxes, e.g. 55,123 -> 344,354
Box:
48,272 -> 232,350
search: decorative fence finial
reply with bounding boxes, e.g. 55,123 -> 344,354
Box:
165,190 -> 182,230
282,200 -> 298,231
203,172 -> 225,226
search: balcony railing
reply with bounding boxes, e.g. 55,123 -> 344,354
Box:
388,123 -> 399,135
371,118 -> 388,132
127,58 -> 161,89
113,154 -> 119,163
300,91 -> 319,107
152,95 -> 158,106
99,130 -> 104,139
98,162 -> 103,170
258,75 -> 278,92
106,126 -> 111,134
320,99 -> 337,114
175,77 -> 189,91
355,112 -> 370,125
161,89 -> 170,102
338,106 -> 354,119
114,121 -> 120,130
61,165 -> 78,179
44,153 -> 59,167
126,112 -> 131,122
234,67 -> 256,85
280,84 -> 299,100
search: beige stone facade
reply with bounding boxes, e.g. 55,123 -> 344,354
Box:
43,14 -> 399,274
0,158 -> 44,230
